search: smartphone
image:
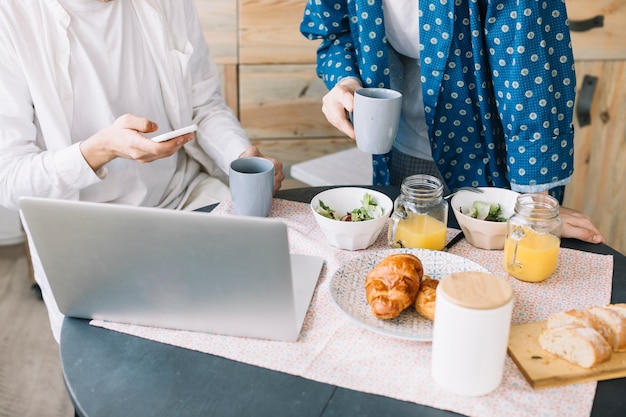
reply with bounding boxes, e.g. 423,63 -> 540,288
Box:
150,124 -> 198,143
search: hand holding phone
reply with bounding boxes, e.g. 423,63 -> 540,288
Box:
150,124 -> 198,143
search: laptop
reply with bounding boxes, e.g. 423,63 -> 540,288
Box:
19,197 -> 324,342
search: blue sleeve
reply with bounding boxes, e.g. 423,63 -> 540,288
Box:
300,0 -> 360,89
484,0 -> 576,190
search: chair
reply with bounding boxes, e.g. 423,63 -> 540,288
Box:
0,205 -> 38,297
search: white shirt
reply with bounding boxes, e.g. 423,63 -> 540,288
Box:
382,0 -> 420,59
58,0 -> 199,207
0,0 -> 250,211
0,0 -> 252,342
382,0 -> 432,161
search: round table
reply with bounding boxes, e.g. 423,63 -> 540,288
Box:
61,186 -> 626,417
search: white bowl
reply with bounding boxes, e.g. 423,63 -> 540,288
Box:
451,187 -> 520,250
310,187 -> 393,251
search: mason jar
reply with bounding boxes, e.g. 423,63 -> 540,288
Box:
503,193 -> 562,282
388,175 -> 448,250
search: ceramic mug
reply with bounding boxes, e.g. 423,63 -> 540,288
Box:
229,157 -> 274,217
352,88 -> 402,155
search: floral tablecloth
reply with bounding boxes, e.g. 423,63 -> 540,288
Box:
92,198 -> 614,417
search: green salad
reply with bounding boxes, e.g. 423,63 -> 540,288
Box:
460,201 -> 508,222
315,193 -> 383,222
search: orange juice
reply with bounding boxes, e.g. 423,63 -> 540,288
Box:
392,214 -> 447,250
503,227 -> 560,282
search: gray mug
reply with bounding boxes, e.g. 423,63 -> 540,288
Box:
229,157 -> 274,217
353,88 -> 402,155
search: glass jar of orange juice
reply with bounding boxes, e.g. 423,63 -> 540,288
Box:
503,194 -> 562,282
388,175 -> 448,250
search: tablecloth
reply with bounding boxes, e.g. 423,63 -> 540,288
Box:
92,198 -> 614,417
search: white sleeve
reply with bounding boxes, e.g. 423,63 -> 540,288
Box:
183,0 -> 250,175
0,17 -> 101,210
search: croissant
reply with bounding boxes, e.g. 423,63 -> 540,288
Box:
365,253 -> 424,319
414,277 -> 439,321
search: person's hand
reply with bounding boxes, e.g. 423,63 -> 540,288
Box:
79,114 -> 195,172
559,205 -> 607,244
238,145 -> 285,193
321,78 -> 363,139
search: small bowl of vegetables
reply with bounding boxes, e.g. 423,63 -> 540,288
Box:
451,187 -> 520,250
310,187 -> 393,250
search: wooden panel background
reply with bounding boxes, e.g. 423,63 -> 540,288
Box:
239,64 -> 338,139
195,0 -> 239,111
567,0 -> 626,60
239,0 -> 318,64
563,61 -> 626,253
194,0 -> 237,64
219,64 -> 239,114
563,0 -> 626,253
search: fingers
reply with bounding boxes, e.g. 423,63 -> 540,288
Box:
559,206 -> 607,244
135,132 -> 194,165
322,83 -> 358,139
158,132 -> 195,148
270,158 -> 285,192
147,132 -> 194,158
237,146 -> 285,192
114,113 -> 158,134
180,132 -> 196,143
104,115 -> 193,164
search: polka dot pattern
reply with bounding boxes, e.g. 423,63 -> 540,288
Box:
301,0 -> 576,192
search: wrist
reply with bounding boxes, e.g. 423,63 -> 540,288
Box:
338,77 -> 362,89
79,135 -> 116,173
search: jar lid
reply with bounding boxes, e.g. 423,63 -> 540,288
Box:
438,272 -> 513,310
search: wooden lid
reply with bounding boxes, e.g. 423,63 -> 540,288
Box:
438,271 -> 513,310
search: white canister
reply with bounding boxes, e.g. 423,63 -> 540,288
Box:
431,271 -> 514,396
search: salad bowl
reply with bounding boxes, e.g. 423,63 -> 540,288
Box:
310,187 -> 393,250
451,187 -> 520,250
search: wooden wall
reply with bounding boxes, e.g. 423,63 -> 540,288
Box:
238,0 -> 315,64
566,0 -> 626,60
193,0 -> 338,138
563,0 -> 626,253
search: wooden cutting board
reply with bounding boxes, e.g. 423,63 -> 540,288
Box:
507,321 -> 626,389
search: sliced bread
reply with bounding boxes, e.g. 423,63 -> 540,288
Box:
605,303 -> 626,319
546,309 -> 615,348
539,325 -> 612,368
587,306 -> 626,352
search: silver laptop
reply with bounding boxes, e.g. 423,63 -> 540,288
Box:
19,197 -> 324,342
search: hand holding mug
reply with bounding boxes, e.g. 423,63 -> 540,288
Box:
229,157 -> 274,217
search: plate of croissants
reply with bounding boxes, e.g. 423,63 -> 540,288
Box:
329,248 -> 490,340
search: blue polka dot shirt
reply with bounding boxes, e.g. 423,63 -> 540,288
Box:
301,0 -> 576,195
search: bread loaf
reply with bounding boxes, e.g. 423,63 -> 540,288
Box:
606,303 -> 626,319
540,303 -> 626,368
587,306 -> 626,352
546,309 -> 615,349
539,325 -> 612,368
365,253 -> 423,319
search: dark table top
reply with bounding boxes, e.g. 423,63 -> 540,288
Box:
61,186 -> 626,417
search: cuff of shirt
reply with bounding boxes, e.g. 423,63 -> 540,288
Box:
510,177 -> 571,194
54,143 -> 107,189
337,76 -> 363,87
